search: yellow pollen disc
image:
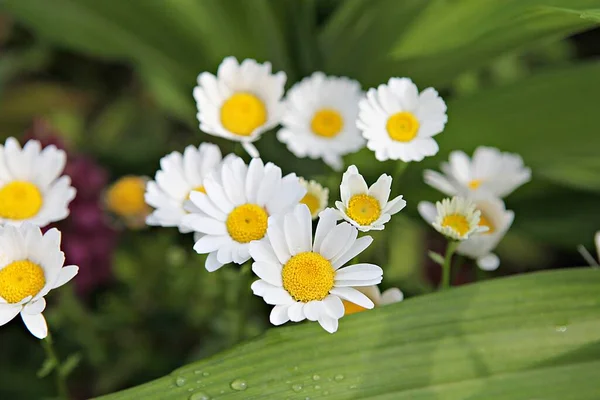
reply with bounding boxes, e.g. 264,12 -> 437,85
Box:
346,194 -> 381,226
468,179 -> 482,190
311,108 -> 344,138
0,181 -> 43,220
226,204 -> 268,243
0,260 -> 46,304
386,111 -> 420,142
343,300 -> 367,315
441,214 -> 470,237
282,252 -> 335,302
300,193 -> 321,217
220,92 -> 267,136
478,213 -> 495,234
105,176 -> 148,217
187,185 -> 206,200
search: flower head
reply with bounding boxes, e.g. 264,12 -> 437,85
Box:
299,178 -> 329,220
0,224 -> 78,338
193,57 -> 286,158
343,285 -> 403,315
419,196 -> 487,241
424,146 -> 531,198
277,72 -> 364,170
105,175 -> 150,229
0,137 -> 75,227
249,206 -> 383,333
357,78 -> 447,162
182,156 -> 306,272
335,165 -> 406,231
145,143 -> 223,232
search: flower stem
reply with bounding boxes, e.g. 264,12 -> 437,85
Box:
441,241 -> 459,290
41,333 -> 69,400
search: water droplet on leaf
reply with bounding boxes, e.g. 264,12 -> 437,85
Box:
230,379 -> 248,391
334,374 -> 344,381
312,374 -> 320,381
292,384 -> 303,392
189,392 -> 210,400
202,371 -> 210,377
175,377 -> 186,387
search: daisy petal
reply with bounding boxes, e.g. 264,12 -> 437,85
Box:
52,266 -> 79,289
335,263 -> 383,281
318,315 -> 339,333
313,208 -> 338,253
21,312 -> 48,339
330,287 -> 374,309
269,305 -> 290,326
287,302 -> 306,322
252,262 -> 282,286
0,304 -> 22,325
332,236 -> 373,270
322,295 -> 344,319
303,300 -> 323,321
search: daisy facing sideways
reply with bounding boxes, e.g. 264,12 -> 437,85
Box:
250,206 -> 383,333
299,178 -> 329,220
419,196 -> 487,241
0,224 -> 78,339
336,165 -> 406,231
193,57 -> 286,158
277,72 -> 365,171
423,146 -> 531,198
145,143 -> 223,233
0,137 -> 75,227
182,156 -> 305,272
357,77 -> 447,162
343,285 -> 404,315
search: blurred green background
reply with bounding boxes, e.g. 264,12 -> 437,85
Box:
0,1 -> 599,399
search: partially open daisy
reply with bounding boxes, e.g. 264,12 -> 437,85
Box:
182,156 -> 305,272
249,206 -> 383,333
424,146 -> 531,198
357,78 -> 447,162
0,137 -> 75,227
193,57 -> 286,158
419,196 -> 487,241
299,178 -> 328,220
105,175 -> 150,229
277,72 -> 364,170
145,143 -> 223,233
0,224 -> 78,339
335,165 -> 406,232
343,285 -> 403,315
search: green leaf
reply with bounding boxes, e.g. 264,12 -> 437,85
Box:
428,251 -> 445,266
36,358 -> 57,379
580,9 -> 600,20
58,353 -> 82,378
95,268 -> 600,399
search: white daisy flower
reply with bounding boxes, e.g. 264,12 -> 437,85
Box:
335,165 -> 406,232
249,205 -> 383,333
418,196 -> 487,241
0,138 -> 75,227
0,224 -> 78,339
419,197 -> 513,270
343,285 -> 403,315
424,146 -> 531,198
277,72 -> 365,170
181,156 -> 306,272
357,77 -> 447,162
145,143 -> 223,233
299,178 -> 329,220
193,57 -> 286,158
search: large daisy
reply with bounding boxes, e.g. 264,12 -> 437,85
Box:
249,206 -> 383,333
0,137 -> 75,227
145,143 -> 223,233
0,224 -> 78,339
181,156 -> 305,272
193,57 -> 286,158
418,196 -> 487,241
423,146 -> 531,198
336,165 -> 406,231
357,77 -> 447,162
277,72 -> 365,170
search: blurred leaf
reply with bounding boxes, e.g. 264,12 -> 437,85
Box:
96,268 -> 600,400
580,9 -> 600,20
58,353 -> 82,378
428,251 -> 445,266
36,358 -> 57,379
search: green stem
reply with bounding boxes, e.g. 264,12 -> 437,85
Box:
235,263 -> 252,343
441,241 -> 459,290
42,333 -> 69,400
393,161 -> 410,195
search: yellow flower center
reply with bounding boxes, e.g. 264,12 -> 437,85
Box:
346,194 -> 381,226
105,176 -> 148,217
468,179 -> 482,190
187,185 -> 206,200
300,193 -> 321,217
441,214 -> 470,237
478,213 -> 495,234
282,252 -> 335,302
0,181 -> 43,220
0,260 -> 46,303
220,92 -> 267,136
226,204 -> 268,243
386,112 -> 420,142
311,109 -> 344,138
343,300 -> 367,315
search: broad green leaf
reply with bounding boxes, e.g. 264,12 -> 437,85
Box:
95,268 -> 600,399
580,9 -> 600,20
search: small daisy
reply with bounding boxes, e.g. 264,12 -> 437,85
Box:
299,178 -> 329,220
418,196 -> 487,241
419,197 -> 513,270
0,224 -> 78,339
105,175 -> 150,228
249,205 -> 383,333
423,146 -> 531,198
357,77 -> 447,162
335,165 -> 406,232
182,156 -> 306,272
277,72 -> 365,170
193,57 -> 286,158
0,137 -> 75,227
343,285 -> 404,315
145,143 -> 223,233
